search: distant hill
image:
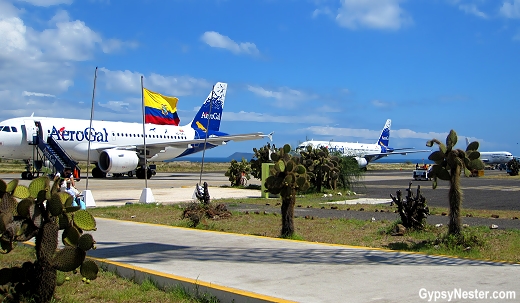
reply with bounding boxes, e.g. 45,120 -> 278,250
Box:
226,152 -> 255,161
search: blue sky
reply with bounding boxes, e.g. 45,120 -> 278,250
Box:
1,0 -> 519,159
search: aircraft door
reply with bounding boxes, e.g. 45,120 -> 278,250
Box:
23,120 -> 38,144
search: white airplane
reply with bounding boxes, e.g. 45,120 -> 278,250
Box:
0,82 -> 271,179
296,119 -> 429,169
465,138 -> 513,167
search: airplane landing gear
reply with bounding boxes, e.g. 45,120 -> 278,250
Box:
21,160 -> 34,180
21,171 -> 33,180
136,166 -> 153,179
92,165 -> 107,178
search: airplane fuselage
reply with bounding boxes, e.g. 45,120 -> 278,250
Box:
297,141 -> 385,159
0,117 -> 219,163
479,151 -> 514,165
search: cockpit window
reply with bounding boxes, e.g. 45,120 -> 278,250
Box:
11,127 -> 17,132
2,126 -> 11,132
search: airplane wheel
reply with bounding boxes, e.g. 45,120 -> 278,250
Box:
136,167 -> 145,179
92,167 -> 107,178
147,169 -> 153,179
128,171 -> 133,177
21,172 -> 27,180
26,172 -> 33,180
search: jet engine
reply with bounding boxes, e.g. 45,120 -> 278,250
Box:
98,149 -> 139,173
355,157 -> 368,169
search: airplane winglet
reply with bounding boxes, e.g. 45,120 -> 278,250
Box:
268,131 -> 274,142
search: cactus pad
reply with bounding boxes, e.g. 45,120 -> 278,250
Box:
36,222 -> 59,262
5,179 -> 18,194
0,193 -> 18,215
52,246 -> 86,272
77,233 -> 95,251
57,213 -> 71,230
62,226 -> 81,247
56,270 -> 66,286
0,212 -> 13,233
28,176 -> 50,198
0,179 -> 6,194
29,204 -> 43,229
80,260 -> 98,280
72,210 -> 96,231
13,185 -> 30,199
47,194 -> 64,217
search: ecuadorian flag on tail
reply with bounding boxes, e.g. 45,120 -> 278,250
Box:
143,88 -> 180,125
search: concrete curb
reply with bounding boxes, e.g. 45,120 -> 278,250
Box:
90,256 -> 297,303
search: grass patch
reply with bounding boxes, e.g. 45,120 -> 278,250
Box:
88,203 -> 520,263
215,195 -> 520,220
0,245 -> 217,303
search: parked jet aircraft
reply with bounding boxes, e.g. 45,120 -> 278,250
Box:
0,82 -> 271,179
296,119 -> 429,169
465,138 -> 513,167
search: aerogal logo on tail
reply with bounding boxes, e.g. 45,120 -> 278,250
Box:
201,112 -> 221,121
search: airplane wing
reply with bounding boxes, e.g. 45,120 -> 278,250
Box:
363,149 -> 431,162
84,132 -> 272,162
144,132 -> 272,149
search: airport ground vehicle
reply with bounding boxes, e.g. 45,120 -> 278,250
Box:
412,166 -> 432,181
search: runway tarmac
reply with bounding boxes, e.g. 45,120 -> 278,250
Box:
2,169 -> 518,211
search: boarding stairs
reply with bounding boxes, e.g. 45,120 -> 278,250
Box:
34,135 -> 81,180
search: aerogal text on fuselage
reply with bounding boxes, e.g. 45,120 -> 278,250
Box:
49,126 -> 108,142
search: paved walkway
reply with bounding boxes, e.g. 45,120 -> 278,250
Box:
87,218 -> 519,303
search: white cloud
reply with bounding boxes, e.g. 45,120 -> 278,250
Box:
335,0 -> 412,30
49,9 -> 70,24
0,3 -> 139,120
18,0 -> 72,7
223,111 -> 333,124
201,31 -> 260,56
312,7 -> 333,18
101,38 -> 139,54
22,91 -> 55,97
97,100 -> 131,112
99,67 -> 210,97
371,100 -> 394,108
459,4 -> 488,18
39,19 -> 102,61
500,0 -> 520,18
247,85 -> 318,108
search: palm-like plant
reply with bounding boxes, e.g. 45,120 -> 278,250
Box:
426,130 -> 484,235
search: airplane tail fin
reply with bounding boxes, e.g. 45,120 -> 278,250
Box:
190,82 -> 227,132
376,119 -> 391,147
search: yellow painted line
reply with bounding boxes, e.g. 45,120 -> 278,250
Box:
96,217 -> 520,265
88,256 -> 298,303
22,240 -> 294,302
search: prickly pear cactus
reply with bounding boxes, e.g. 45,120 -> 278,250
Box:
506,158 -> 519,176
426,130 -> 484,235
0,176 -> 98,303
264,144 -> 310,237
250,142 -> 276,179
225,158 -> 251,187
298,146 -> 340,192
